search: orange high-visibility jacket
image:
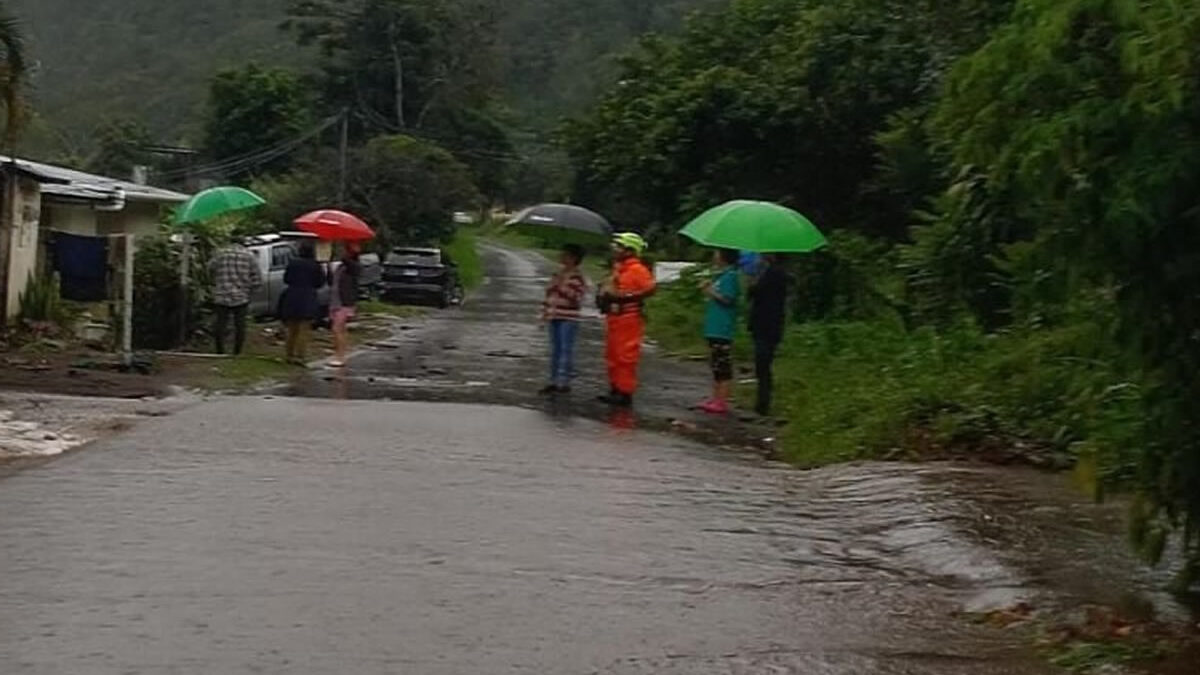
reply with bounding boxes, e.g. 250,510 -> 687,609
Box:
605,258 -> 655,395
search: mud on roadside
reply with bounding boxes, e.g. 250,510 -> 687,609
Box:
0,392 -> 192,469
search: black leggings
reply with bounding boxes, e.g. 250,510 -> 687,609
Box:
708,338 -> 733,382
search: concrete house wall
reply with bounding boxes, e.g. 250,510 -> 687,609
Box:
3,173 -> 43,319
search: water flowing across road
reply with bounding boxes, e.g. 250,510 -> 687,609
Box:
3,398 -> 1063,674
0,242 -> 1191,673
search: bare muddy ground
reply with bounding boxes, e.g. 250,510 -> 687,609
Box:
0,352 -> 168,400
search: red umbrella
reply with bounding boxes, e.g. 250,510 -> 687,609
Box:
294,209 -> 376,241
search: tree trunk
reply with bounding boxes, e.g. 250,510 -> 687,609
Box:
388,20 -> 406,130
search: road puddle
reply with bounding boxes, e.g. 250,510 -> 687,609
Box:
342,374 -> 492,389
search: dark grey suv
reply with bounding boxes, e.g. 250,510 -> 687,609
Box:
381,247 -> 464,308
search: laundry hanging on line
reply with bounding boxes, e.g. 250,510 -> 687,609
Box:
50,232 -> 109,302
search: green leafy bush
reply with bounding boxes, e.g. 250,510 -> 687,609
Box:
17,272 -> 69,329
132,225 -> 220,350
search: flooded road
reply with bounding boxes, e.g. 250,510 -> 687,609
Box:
1,242 -> 1193,674
1,398 -> 1055,674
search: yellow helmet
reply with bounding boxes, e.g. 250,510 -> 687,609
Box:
612,232 -> 647,255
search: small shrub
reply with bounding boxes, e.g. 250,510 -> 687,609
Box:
18,273 -> 71,334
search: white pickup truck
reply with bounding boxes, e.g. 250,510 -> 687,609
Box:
243,233 -> 380,318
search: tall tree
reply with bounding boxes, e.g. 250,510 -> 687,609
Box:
203,64 -> 314,177
253,135 -> 479,247
285,0 -> 509,206
0,6 -> 26,153
928,0 -> 1200,587
562,0 -> 1012,237
85,118 -> 153,179
285,0 -> 498,132
350,134 -> 479,245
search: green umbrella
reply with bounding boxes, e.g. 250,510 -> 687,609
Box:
173,186 -> 266,226
679,200 -> 827,253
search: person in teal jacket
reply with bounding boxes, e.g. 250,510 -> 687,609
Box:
698,248 -> 741,414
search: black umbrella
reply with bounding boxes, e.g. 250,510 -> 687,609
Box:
506,203 -> 612,245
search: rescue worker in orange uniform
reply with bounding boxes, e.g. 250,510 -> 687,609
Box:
597,232 -> 656,407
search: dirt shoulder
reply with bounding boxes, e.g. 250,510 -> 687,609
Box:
0,349 -> 170,399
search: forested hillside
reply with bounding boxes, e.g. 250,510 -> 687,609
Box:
500,0 -> 721,126
8,0 -> 716,154
10,0 -> 301,150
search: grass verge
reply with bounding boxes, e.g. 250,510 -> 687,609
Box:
446,227 -> 484,290
358,300 -> 426,319
203,354 -> 294,388
645,272 -> 1142,473
1046,639 -> 1171,673
164,313 -> 399,392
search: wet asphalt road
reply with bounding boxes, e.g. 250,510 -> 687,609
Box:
286,243 -> 726,440
5,242 -> 1187,673
0,398 -> 1056,674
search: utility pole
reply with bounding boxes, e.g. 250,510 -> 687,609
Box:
338,109 -> 349,207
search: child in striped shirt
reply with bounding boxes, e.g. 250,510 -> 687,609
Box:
541,244 -> 588,395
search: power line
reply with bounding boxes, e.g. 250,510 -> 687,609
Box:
349,109 -> 553,165
149,103 -> 567,184
156,114 -> 342,179
154,113 -> 346,180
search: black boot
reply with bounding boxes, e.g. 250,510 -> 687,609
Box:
598,390 -> 633,407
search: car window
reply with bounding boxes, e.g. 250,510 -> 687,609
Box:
270,245 -> 292,270
386,249 -> 441,266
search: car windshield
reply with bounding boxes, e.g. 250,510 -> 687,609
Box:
387,249 -> 441,266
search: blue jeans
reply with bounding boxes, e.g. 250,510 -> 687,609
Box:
548,319 -> 579,387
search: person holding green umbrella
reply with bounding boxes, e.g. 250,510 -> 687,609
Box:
209,240 -> 262,355
681,200 -> 825,417
747,253 -> 789,416
173,186 -> 268,354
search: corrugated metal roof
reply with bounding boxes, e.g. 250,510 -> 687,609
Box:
0,155 -> 191,204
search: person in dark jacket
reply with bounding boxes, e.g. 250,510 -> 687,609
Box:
748,254 -> 788,416
280,241 -> 326,365
329,244 -> 362,368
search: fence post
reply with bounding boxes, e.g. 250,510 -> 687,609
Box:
122,234 -> 135,366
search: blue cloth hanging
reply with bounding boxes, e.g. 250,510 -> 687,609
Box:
51,233 -> 108,301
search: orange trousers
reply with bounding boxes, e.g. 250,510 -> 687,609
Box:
606,313 -> 645,395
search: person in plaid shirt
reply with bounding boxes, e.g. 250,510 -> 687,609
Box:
209,242 -> 262,355
540,244 -> 588,395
